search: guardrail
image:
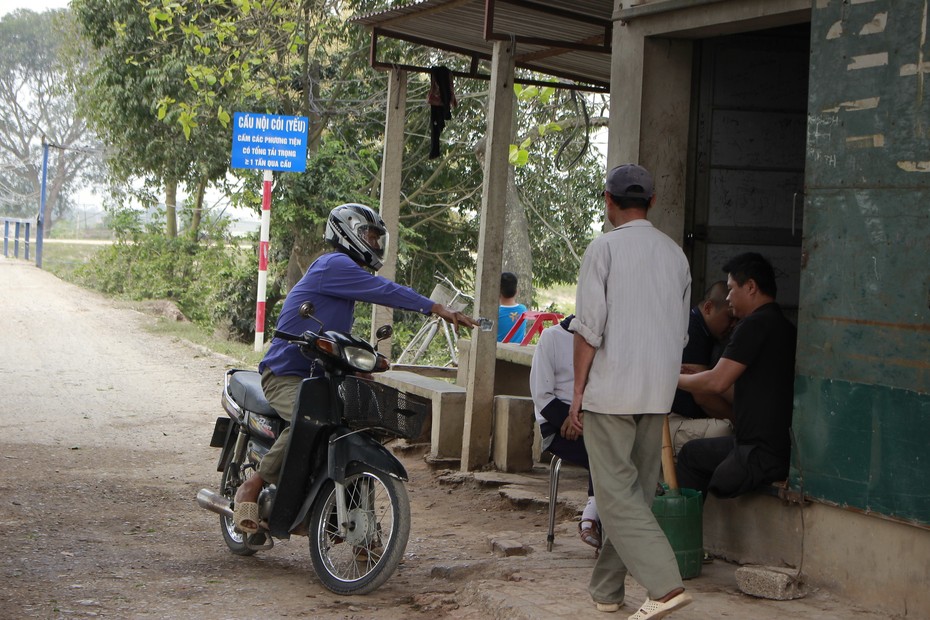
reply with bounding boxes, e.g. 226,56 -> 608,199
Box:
2,217 -> 32,261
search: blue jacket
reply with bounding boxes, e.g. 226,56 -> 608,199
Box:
259,251 -> 434,377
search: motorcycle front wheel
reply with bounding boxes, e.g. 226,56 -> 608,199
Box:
308,469 -> 410,595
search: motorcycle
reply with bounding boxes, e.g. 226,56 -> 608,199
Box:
196,302 -> 429,595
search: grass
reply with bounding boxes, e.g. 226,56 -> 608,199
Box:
143,316 -> 266,368
39,240 -> 107,281
535,282 -> 576,315
29,240 -> 263,367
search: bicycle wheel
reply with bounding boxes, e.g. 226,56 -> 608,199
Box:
397,319 -> 439,365
412,321 -> 440,363
440,321 -> 459,366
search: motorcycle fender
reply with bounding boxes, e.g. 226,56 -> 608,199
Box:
288,436 -> 408,535
327,432 -> 408,484
215,418 -> 238,472
210,417 -> 230,448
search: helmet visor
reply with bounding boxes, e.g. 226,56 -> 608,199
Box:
356,224 -> 388,260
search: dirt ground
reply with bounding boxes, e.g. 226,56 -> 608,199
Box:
3,260 -> 910,620
0,261 -> 555,619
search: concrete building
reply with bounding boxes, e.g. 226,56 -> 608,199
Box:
355,2 -> 930,616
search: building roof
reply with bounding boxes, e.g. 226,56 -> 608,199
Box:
352,0 -> 613,91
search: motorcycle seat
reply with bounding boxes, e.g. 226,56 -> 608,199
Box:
228,370 -> 278,417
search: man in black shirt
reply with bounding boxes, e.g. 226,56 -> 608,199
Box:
669,281 -> 736,453
675,253 -> 797,499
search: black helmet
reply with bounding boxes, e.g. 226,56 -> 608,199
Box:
324,203 -> 389,271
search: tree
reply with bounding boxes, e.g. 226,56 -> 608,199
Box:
0,9 -> 101,232
73,0 -> 234,239
73,0 -> 607,342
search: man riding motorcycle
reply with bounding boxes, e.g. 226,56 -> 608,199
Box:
234,203 -> 477,533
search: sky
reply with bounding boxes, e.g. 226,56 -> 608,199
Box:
0,0 -> 70,17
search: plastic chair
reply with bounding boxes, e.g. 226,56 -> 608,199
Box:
502,311 -> 564,345
546,453 -> 562,552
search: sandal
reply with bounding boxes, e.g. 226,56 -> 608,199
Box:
233,501 -> 260,535
579,518 -> 601,549
628,592 -> 692,620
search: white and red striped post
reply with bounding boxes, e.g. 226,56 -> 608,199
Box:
254,169 -> 273,351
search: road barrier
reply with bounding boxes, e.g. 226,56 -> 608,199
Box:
2,217 -> 32,261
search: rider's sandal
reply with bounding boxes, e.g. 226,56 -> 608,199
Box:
233,501 -> 260,535
579,518 -> 601,549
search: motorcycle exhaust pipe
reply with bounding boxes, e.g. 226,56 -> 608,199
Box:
197,489 -> 234,519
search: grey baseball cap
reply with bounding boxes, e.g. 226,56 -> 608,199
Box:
605,164 -> 654,199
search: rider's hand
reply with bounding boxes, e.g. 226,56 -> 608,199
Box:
431,303 -> 479,332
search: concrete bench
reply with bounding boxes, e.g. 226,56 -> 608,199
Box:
375,370 -> 466,460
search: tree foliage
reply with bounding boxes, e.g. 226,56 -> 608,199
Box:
73,0 -> 235,237
0,9 -> 101,230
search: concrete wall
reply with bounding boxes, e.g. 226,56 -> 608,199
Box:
608,0 -> 810,242
705,494 -> 930,617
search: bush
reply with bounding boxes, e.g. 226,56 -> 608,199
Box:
75,230 -> 245,326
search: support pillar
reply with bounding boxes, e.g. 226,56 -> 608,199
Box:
607,14 -> 645,168
372,68 -> 407,345
461,40 -> 516,471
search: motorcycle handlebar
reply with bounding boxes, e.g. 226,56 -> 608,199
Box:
274,330 -> 309,342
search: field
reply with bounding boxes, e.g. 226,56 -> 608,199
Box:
535,281 -> 576,315
36,239 -> 109,280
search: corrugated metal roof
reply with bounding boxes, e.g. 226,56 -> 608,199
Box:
352,0 -> 613,91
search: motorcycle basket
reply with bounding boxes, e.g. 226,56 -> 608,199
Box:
338,376 -> 429,440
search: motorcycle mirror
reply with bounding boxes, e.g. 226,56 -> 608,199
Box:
375,325 -> 393,341
299,302 -> 316,318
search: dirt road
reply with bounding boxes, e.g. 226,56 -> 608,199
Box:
0,260 -> 552,619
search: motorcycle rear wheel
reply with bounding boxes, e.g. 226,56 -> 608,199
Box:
219,454 -> 258,556
308,468 -> 410,595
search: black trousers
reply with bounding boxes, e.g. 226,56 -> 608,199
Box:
675,436 -> 787,500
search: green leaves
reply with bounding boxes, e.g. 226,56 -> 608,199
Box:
156,96 -> 175,120
510,82 -> 563,166
177,102 -> 197,140
509,144 -> 529,167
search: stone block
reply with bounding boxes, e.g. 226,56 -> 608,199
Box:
735,565 -> 807,600
489,537 -> 528,557
492,395 -> 536,472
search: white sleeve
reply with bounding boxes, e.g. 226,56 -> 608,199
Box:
529,329 -> 556,415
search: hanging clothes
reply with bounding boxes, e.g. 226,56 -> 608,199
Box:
428,66 -> 457,159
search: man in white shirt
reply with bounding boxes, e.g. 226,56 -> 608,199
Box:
567,164 -> 693,619
529,314 -> 600,549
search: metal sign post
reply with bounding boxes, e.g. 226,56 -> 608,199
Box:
36,140 -> 49,268
231,112 -> 308,351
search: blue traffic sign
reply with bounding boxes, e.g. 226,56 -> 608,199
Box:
231,112 -> 308,172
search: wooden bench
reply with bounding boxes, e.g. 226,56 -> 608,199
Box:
375,370 -> 466,460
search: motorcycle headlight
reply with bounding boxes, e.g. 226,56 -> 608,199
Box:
343,346 -> 378,372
